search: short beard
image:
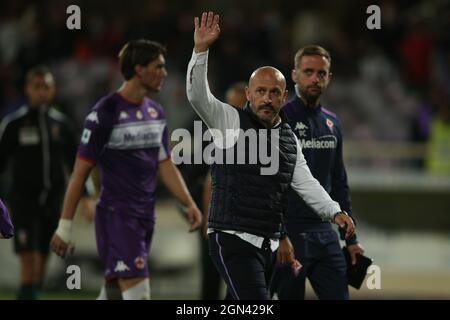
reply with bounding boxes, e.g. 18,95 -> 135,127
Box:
259,116 -> 275,128
300,89 -> 321,107
250,104 -> 277,128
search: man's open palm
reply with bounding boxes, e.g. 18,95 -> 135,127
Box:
194,11 -> 220,53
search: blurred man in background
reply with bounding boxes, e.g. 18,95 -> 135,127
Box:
224,82 -> 248,109
426,88 -> 450,175
0,198 -> 14,239
271,45 -> 365,300
187,12 -> 355,300
0,66 -> 80,299
50,39 -> 202,300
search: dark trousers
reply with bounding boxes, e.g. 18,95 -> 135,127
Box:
200,233 -> 223,299
10,197 -> 59,255
208,232 -> 276,300
271,230 -> 349,300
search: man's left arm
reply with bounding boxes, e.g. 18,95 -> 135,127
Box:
331,124 -> 365,263
158,159 -> 202,232
290,135 -> 355,239
62,116 -> 96,220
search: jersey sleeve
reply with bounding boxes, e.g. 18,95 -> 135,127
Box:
329,121 -> 358,245
330,125 -> 352,215
77,106 -> 114,164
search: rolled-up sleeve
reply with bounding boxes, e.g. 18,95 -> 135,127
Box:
186,50 -> 239,135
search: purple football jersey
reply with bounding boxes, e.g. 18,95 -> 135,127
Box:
78,92 -> 171,220
0,198 -> 14,238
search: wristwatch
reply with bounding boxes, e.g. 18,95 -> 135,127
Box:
333,211 -> 348,220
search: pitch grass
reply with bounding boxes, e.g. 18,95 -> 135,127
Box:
0,291 -> 97,300
0,291 -> 197,300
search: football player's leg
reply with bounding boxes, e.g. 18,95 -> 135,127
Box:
15,213 -> 39,300
106,214 -> 153,300
97,279 -> 122,300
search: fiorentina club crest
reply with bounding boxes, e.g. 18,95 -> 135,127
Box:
135,256 -> 145,269
326,118 -> 334,130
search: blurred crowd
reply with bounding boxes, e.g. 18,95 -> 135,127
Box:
0,0 -> 449,172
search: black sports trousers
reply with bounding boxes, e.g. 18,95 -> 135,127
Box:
208,231 -> 276,300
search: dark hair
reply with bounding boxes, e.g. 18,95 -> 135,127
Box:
294,45 -> 331,69
118,39 -> 166,80
25,65 -> 53,84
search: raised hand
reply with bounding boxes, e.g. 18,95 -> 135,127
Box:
194,11 -> 220,53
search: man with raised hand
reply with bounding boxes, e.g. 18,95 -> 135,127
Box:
186,11 -> 355,300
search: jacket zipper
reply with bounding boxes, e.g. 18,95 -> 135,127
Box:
39,107 -> 51,204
